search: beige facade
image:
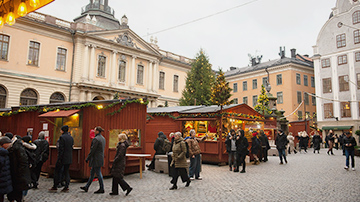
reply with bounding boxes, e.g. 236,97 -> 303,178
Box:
225,51 -> 316,123
0,2 -> 191,109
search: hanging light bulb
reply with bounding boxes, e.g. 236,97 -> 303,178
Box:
6,9 -> 16,26
0,16 -> 4,29
18,0 -> 28,17
29,0 -> 40,8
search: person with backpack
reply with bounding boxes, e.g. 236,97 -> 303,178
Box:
32,131 -> 49,189
225,129 -> 237,171
234,130 -> 248,173
169,132 -> 191,190
186,129 -> 207,180
146,131 -> 169,171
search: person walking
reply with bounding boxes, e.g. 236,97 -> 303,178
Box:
21,136 -> 37,199
340,131 -> 346,155
33,131 -> 50,189
186,129 -> 206,180
5,133 -> 31,202
169,132 -> 191,190
109,133 -> 133,196
343,132 -> 357,171
225,129 -> 237,171
312,132 -> 321,154
81,126 -> 106,194
168,133 -> 175,177
251,132 -> 260,165
327,130 -> 335,155
235,130 -> 249,173
0,136 -> 13,202
259,130 -> 270,162
50,125 -> 74,192
146,131 -> 167,170
275,130 -> 288,164
287,132 -> 297,154
334,134 -> 339,150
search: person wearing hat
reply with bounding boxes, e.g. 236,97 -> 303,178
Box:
0,136 -> 13,202
275,129 -> 289,164
50,125 -> 74,192
146,131 -> 168,170
81,126 -> 106,194
33,131 -> 50,189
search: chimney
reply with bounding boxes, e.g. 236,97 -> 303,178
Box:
230,67 -> 237,71
251,58 -> 256,66
279,46 -> 286,59
291,48 -> 296,58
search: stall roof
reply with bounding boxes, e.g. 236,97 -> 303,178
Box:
147,106 -> 203,113
322,126 -> 352,130
39,109 -> 80,118
180,104 -> 240,113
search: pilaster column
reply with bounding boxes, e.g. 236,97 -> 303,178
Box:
110,51 -> 117,85
86,91 -> 92,101
89,45 -> 97,81
79,90 -> 86,102
331,56 -> 340,119
147,61 -> 153,91
130,56 -> 137,88
82,44 -> 90,80
152,62 -> 159,92
348,52 -> 359,119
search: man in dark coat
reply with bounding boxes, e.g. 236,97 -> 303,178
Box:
343,132 -> 357,171
312,133 -> 321,154
251,132 -> 260,165
275,130 -> 288,164
6,133 -> 31,202
235,130 -> 249,173
327,130 -> 335,155
0,136 -> 13,202
32,131 -> 49,189
81,126 -> 106,194
225,129 -> 237,171
50,125 -> 74,192
146,131 -> 167,170
259,130 -> 270,162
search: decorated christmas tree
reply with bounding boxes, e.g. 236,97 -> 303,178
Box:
210,69 -> 233,107
179,49 -> 215,106
254,85 -> 272,115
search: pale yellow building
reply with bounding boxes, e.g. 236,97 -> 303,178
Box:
225,49 -> 316,123
0,0 -> 191,109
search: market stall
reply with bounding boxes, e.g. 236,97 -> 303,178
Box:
0,98 -> 148,179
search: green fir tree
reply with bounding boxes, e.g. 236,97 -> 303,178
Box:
254,85 -> 272,115
210,69 -> 233,107
179,49 -> 215,106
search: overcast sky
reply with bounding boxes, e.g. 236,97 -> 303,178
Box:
38,0 -> 336,71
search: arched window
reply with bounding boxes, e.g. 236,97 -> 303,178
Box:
0,85 -> 7,108
353,10 -> 360,24
50,92 -> 65,104
93,96 -> 105,100
118,60 -> 126,82
20,89 -> 38,106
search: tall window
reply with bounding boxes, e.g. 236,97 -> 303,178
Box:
20,89 -> 37,106
262,77 -> 268,86
173,75 -> 179,92
324,103 -> 333,119
356,52 -> 360,62
341,102 -> 351,118
353,10 -> 360,24
159,72 -> 165,90
357,73 -> 360,89
297,91 -> 302,104
28,41 -> 40,66
137,65 -> 144,85
304,92 -> 309,105
277,92 -> 283,104
50,92 -> 65,104
0,85 -> 6,108
298,111 -> 303,120
339,75 -> 349,92
355,30 -> 360,44
296,73 -> 301,85
56,48 -> 67,71
233,98 -> 238,104
118,60 -> 126,82
243,81 -> 247,91
321,58 -> 330,68
277,74 -> 282,85
338,55 -> 347,65
252,95 -> 258,107
252,79 -> 257,89
312,96 -> 316,106
311,76 -> 315,88
304,75 -> 308,86
0,34 -> 10,60
243,97 -> 248,104
97,55 -> 106,77
323,78 -> 332,93
336,34 -> 346,48
233,83 -> 238,93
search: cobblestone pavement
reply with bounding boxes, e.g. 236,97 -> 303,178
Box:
15,148 -> 360,202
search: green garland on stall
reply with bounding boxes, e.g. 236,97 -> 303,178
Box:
107,99 -> 149,116
148,111 -> 265,120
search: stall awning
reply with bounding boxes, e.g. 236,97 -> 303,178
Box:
322,126 -> 352,130
39,110 -> 80,118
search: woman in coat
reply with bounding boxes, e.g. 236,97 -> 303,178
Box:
312,132 -> 321,154
251,132 -> 260,165
327,130 -> 335,155
235,130 -> 249,173
287,132 -> 297,154
0,136 -> 13,202
109,133 -> 132,196
169,132 -> 191,190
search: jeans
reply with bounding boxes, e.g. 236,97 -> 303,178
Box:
228,151 -> 237,168
345,149 -> 355,168
278,149 -> 287,163
112,177 -> 130,194
53,163 -> 70,188
189,154 -> 201,178
85,167 -> 104,190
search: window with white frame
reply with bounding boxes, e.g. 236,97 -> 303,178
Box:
296,73 -> 301,85
28,41 -> 40,66
0,34 -> 10,61
353,10 -> 360,24
56,48 -> 67,71
311,76 -> 315,87
277,92 -> 283,104
233,98 -> 238,104
233,83 -> 238,93
252,95 -> 258,107
243,97 -> 248,104
159,72 -> 165,90
321,58 -> 330,68
137,65 -> 144,84
0,85 -> 6,108
276,74 -> 282,85
355,30 -> 360,44
336,34 -> 346,48
118,60 -> 126,82
173,75 -> 179,92
97,55 -> 106,77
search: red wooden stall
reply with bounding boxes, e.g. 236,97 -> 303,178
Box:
0,98 -> 147,179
